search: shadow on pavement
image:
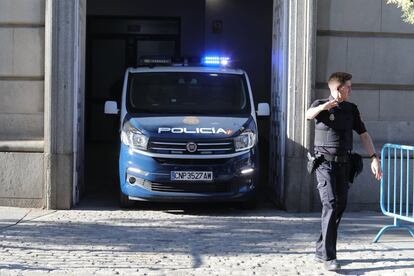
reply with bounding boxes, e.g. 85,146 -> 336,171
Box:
1,196 -> 413,274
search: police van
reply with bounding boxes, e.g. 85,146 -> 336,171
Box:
104,56 -> 270,207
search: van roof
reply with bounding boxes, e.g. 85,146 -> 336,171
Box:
127,66 -> 245,75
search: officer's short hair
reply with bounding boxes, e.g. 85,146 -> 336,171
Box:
328,72 -> 352,85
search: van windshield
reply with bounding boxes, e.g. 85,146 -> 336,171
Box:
126,72 -> 251,115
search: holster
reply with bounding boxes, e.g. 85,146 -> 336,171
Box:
307,153 -> 323,174
348,153 -> 363,183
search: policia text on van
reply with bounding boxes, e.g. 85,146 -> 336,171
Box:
104,56 -> 270,208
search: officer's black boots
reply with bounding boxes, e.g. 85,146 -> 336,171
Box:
314,256 -> 341,271
324,259 -> 340,271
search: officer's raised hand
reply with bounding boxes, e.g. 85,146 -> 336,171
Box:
321,100 -> 339,111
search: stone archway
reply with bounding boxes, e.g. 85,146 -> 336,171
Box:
43,0 -> 317,210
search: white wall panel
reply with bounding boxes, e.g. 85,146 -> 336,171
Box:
316,36 -> 347,82
0,81 -> 43,113
317,0 -> 381,32
0,114 -> 43,140
0,0 -> 45,24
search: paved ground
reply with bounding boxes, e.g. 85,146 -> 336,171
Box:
0,202 -> 413,275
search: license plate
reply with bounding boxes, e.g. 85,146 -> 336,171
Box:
171,171 -> 213,181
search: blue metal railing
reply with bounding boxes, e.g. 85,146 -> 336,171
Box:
373,143 -> 414,242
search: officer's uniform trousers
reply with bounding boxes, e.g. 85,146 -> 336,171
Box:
315,158 -> 350,261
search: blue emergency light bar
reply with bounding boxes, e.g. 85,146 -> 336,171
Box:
137,55 -> 231,67
202,56 -> 230,66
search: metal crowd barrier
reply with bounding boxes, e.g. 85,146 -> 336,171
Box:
373,143 -> 414,242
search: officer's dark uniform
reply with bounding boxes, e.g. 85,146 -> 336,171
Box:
310,95 -> 366,261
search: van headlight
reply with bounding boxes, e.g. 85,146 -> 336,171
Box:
121,122 -> 149,150
234,130 -> 256,152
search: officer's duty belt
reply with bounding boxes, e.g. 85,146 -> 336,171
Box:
321,154 -> 349,163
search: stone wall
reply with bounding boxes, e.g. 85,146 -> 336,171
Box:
314,0 -> 414,210
0,0 -> 45,207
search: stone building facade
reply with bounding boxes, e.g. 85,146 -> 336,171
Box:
1,0 -> 413,211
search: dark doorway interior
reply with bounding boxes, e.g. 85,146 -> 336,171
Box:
84,16 -> 180,200
83,0 -> 273,207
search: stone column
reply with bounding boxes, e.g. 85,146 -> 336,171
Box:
283,0 -> 317,211
44,0 -> 78,209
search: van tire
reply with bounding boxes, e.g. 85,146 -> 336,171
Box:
119,192 -> 135,208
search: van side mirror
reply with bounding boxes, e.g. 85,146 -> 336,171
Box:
256,103 -> 270,117
104,101 -> 119,114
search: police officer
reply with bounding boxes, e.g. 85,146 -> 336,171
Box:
305,72 -> 382,271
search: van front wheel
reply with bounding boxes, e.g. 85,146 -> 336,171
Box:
119,192 -> 135,208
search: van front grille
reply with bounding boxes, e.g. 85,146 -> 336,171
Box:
148,139 -> 234,155
153,158 -> 229,165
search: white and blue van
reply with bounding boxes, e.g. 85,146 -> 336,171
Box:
104,57 -> 270,207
